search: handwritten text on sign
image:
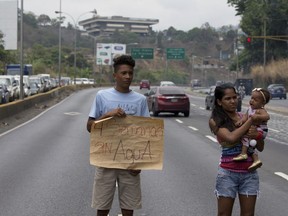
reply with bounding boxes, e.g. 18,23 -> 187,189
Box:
90,116 -> 164,170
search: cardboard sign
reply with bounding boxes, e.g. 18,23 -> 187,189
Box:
90,116 -> 164,170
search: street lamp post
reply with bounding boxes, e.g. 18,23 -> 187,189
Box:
58,0 -> 62,86
55,9 -> 97,84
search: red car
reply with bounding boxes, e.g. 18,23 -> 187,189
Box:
139,79 -> 150,90
144,86 -> 190,117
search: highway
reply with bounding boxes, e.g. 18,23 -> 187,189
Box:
0,87 -> 287,216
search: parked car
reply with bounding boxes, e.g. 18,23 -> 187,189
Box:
60,77 -> 72,86
0,75 -> 18,101
139,79 -> 150,90
29,75 -> 46,93
0,84 -> 10,104
14,75 -> 31,97
267,84 -> 287,99
13,79 -> 21,99
144,86 -> 190,117
89,79 -> 95,84
205,85 -> 242,111
49,78 -> 57,89
29,82 -> 40,95
160,81 -> 176,87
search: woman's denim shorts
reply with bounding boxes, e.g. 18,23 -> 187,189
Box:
215,167 -> 259,198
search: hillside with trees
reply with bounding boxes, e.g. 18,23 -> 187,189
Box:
0,0 -> 287,87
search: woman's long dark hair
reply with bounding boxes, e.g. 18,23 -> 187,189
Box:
210,83 -> 237,132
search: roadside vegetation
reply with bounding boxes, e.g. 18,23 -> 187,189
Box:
0,1 -> 287,88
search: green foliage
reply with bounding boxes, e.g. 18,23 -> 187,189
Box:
37,14 -> 51,26
230,0 -> 288,72
1,8 -> 286,83
23,12 -> 38,28
109,31 -> 139,45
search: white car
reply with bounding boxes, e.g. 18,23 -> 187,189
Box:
14,75 -> 31,97
160,81 -> 176,87
0,75 -> 18,101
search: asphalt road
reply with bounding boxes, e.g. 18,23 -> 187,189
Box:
0,87 -> 287,216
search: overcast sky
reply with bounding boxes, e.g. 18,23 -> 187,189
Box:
20,0 -> 241,31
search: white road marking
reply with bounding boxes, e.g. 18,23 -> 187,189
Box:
64,112 -> 81,116
175,119 -> 183,123
269,128 -> 280,133
188,126 -> 198,131
190,104 -> 196,107
274,172 -> 288,181
199,107 -> 205,110
206,135 -> 218,142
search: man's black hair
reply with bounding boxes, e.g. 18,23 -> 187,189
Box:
113,55 -> 135,70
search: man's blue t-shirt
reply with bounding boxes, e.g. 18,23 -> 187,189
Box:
89,88 -> 150,119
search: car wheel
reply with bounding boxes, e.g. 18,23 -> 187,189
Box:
184,110 -> 190,117
174,112 -> 179,116
152,105 -> 159,117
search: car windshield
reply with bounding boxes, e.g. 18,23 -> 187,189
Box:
271,84 -> 283,87
0,78 -> 11,85
29,78 -> 40,84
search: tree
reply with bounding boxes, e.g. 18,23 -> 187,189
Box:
23,12 -> 38,28
228,0 -> 288,70
37,14 -> 51,26
0,31 -> 17,74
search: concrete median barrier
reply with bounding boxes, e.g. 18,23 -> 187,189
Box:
0,85 -> 76,120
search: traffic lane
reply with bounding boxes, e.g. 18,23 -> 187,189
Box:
0,89 -> 97,216
1,88 -> 287,216
141,118 -> 218,215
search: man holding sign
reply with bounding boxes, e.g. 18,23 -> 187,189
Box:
87,55 -> 150,216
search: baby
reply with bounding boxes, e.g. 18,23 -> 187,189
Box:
233,88 -> 270,171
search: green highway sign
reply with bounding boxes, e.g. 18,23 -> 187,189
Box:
131,48 -> 154,59
166,48 -> 185,59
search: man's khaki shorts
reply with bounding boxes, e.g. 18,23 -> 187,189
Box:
91,167 -> 142,210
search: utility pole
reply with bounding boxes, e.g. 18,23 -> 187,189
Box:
20,0 -> 24,99
263,18 -> 267,69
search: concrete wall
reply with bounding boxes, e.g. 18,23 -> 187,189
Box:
0,86 -> 75,121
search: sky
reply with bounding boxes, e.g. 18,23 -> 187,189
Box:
18,0 -> 241,31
